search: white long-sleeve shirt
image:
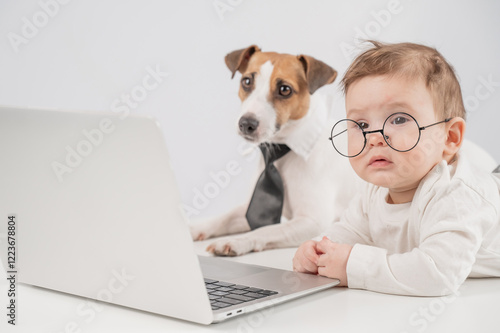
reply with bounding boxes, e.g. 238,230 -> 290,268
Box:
325,152 -> 500,296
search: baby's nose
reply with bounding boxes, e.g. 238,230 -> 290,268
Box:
367,130 -> 387,147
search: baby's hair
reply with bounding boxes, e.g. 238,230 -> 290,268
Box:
341,41 -> 466,120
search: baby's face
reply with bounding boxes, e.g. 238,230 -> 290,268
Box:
345,75 -> 448,203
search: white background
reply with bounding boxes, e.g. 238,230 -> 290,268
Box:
0,0 -> 499,220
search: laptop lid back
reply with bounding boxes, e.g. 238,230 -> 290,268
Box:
0,106 -> 213,324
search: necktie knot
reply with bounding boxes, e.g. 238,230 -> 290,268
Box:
259,143 -> 291,165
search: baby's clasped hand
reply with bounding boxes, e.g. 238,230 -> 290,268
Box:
293,236 -> 353,286
292,240 -> 320,274
316,237 -> 352,286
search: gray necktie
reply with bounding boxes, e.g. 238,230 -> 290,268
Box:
246,143 -> 291,230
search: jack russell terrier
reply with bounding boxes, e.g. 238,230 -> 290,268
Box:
190,45 -> 360,256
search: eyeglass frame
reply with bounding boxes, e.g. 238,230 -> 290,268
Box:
329,112 -> 452,158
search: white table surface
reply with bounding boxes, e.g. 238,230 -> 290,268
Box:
1,238 -> 500,333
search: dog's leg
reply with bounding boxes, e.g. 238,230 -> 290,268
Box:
189,204 -> 250,241
206,216 -> 322,256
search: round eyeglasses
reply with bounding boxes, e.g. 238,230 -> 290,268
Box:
329,112 -> 452,158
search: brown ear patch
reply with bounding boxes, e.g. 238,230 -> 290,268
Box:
298,55 -> 337,94
225,45 -> 261,79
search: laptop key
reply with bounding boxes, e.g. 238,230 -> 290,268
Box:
209,291 -> 230,296
216,287 -> 235,292
244,292 -> 266,299
204,278 -> 219,284
205,284 -> 220,290
225,294 -> 255,302
218,297 -> 243,305
214,281 -> 235,287
212,301 -> 232,309
209,295 -> 221,300
259,290 -> 278,295
245,287 -> 263,293
230,289 -> 249,295
232,285 -> 250,290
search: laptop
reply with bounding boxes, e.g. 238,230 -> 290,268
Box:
0,106 -> 339,324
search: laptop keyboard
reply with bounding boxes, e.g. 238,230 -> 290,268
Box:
204,278 -> 278,310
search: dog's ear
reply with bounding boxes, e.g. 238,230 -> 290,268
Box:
297,55 -> 337,94
225,45 -> 261,79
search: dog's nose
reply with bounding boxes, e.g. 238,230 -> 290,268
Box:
239,116 -> 259,135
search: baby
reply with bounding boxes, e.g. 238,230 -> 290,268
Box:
292,41 -> 500,296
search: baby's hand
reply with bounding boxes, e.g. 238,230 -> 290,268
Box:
316,236 -> 353,286
292,240 -> 320,274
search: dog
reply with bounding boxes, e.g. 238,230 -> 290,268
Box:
189,45 -> 360,256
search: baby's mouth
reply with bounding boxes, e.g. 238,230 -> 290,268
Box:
369,156 -> 393,167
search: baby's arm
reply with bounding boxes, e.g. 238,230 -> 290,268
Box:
347,187 -> 497,296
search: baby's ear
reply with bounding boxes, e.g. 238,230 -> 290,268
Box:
443,117 -> 466,159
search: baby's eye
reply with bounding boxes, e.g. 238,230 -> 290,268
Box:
390,115 -> 410,126
358,122 -> 369,130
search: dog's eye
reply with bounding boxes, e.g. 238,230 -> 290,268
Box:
241,77 -> 253,91
279,85 -> 292,97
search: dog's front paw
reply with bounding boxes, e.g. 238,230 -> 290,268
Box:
206,237 -> 254,256
189,223 -> 212,241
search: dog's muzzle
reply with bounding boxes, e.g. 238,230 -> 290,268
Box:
238,115 -> 259,136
